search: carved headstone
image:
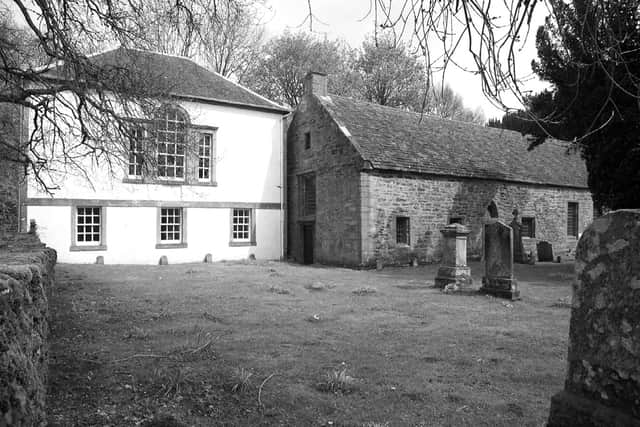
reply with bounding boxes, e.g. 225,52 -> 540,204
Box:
547,210 -> 640,426
510,209 -> 526,263
537,241 -> 554,262
434,223 -> 472,291
159,255 -> 168,265
203,253 -> 213,263
480,221 -> 519,299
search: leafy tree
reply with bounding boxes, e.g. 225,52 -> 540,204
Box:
527,0 -> 640,210
241,31 -> 358,107
354,34 -> 425,109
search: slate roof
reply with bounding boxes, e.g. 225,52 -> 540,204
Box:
46,47 -> 289,114
317,95 -> 588,188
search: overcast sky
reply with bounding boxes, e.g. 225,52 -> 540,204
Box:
262,0 -> 550,120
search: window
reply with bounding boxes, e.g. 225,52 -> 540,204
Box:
449,217 -> 463,224
304,132 -> 311,150
157,207 -> 186,247
396,216 -> 410,245
230,208 -> 255,246
198,133 -> 213,181
521,217 -> 536,238
71,206 -> 106,251
128,126 -> 146,178
299,174 -> 316,216
567,202 -> 579,237
156,108 -> 186,179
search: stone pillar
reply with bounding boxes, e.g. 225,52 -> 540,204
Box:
479,221 -> 520,300
434,223 -> 472,291
547,210 -> 640,426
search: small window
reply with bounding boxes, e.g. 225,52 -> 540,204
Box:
159,208 -> 183,243
521,217 -> 536,238
300,174 -> 316,216
198,133 -> 213,181
567,202 -> 579,237
128,126 -> 146,178
304,132 -> 311,150
449,217 -> 463,224
76,207 -> 102,245
230,208 -> 255,246
156,107 -> 187,179
396,216 -> 410,245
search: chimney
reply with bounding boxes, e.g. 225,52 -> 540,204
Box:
304,71 -> 328,96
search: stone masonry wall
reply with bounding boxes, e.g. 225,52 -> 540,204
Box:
547,210 -> 640,426
287,94 -> 363,265
0,233 -> 57,426
361,171 -> 593,267
0,104 -> 27,236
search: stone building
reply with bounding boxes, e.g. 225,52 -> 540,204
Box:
287,72 -> 593,267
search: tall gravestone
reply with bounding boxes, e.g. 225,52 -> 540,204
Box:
434,223 -> 472,291
480,221 -> 519,300
510,209 -> 526,263
547,210 -> 640,426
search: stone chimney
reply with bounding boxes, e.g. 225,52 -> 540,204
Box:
304,71 -> 327,96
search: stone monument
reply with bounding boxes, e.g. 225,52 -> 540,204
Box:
509,208 -> 526,263
434,223 -> 472,291
547,210 -> 640,426
537,241 -> 554,262
479,221 -> 519,299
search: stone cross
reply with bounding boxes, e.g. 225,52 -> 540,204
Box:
547,210 -> 640,426
435,223 -> 472,291
479,221 -> 520,299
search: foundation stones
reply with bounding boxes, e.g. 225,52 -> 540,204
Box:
547,209 -> 640,426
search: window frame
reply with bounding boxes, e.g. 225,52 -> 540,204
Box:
127,124 -> 148,179
156,107 -> 188,181
567,202 -> 579,238
197,132 -> 214,183
70,206 -> 107,251
304,132 -> 311,150
521,216 -> 536,238
156,207 -> 188,249
448,217 -> 463,225
396,216 -> 411,246
299,173 -> 316,217
229,208 -> 256,247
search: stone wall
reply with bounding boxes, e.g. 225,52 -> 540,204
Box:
0,103 -> 27,235
362,171 -> 593,266
547,209 -> 640,426
287,93 -> 363,265
0,233 -> 57,426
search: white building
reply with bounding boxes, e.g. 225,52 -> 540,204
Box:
26,48 -> 289,264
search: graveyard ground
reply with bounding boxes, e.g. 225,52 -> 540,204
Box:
47,260 -> 575,426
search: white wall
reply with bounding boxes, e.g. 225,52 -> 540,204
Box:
28,205 -> 282,264
26,98 -> 286,264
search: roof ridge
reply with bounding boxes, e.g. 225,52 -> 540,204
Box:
209,69 -> 290,111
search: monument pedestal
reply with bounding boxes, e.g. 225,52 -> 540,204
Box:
479,276 -> 520,300
434,223 -> 473,291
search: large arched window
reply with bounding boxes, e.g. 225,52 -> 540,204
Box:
156,106 -> 188,179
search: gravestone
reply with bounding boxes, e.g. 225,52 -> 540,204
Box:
479,221 -> 519,300
434,223 -> 472,291
547,210 -> 640,426
537,241 -> 554,262
95,256 -> 104,265
510,209 -> 526,263
203,253 -> 213,263
159,255 -> 168,265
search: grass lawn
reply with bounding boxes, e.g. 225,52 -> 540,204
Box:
47,260 -> 575,426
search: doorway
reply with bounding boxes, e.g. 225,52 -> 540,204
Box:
302,223 -> 314,264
